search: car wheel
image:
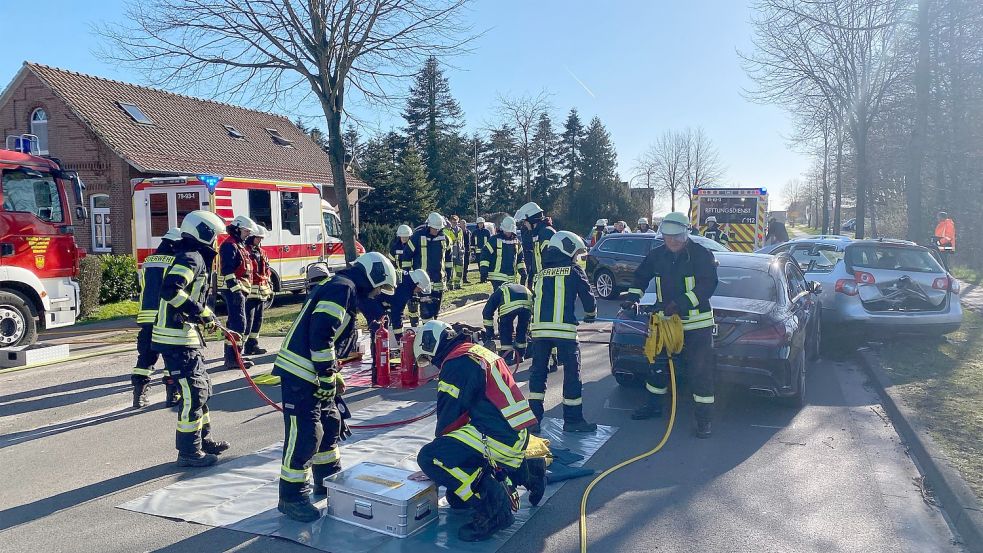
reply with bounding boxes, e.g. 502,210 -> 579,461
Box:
781,349 -> 807,409
0,291 -> 37,347
613,370 -> 643,388
594,270 -> 616,300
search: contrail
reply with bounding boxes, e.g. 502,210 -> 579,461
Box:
564,65 -> 596,98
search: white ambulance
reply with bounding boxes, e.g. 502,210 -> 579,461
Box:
131,175 -> 363,293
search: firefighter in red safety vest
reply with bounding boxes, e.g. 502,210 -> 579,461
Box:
219,215 -> 259,370
244,225 -> 272,356
411,321 -> 547,543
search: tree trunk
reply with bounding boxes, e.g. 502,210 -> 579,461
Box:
821,127 -> 831,234
853,124 -> 869,240
833,132 -> 844,233
905,0 -> 930,242
322,92 -> 358,263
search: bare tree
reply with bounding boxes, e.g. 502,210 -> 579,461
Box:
99,0 -> 473,261
680,127 -> 725,213
639,131 -> 687,211
497,91 -> 551,203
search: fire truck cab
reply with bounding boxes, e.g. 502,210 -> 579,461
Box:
0,135 -> 85,347
132,175 -> 361,294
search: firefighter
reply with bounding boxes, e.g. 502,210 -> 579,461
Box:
529,231 -> 598,433
390,224 -> 414,272
637,217 -> 656,234
588,219 -> 607,247
473,217 -> 492,259
702,216 -> 729,246
622,212 -> 719,438
131,227 -> 183,409
613,220 -> 630,233
448,215 -> 466,290
219,215 -> 259,370
274,252 -> 398,522
244,226 -> 272,356
152,210 -> 230,467
482,282 -> 533,365
514,202 -> 556,288
480,215 -> 526,292
408,212 -> 452,322
412,321 -> 546,542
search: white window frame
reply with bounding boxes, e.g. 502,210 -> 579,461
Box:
30,108 -> 49,155
90,194 -> 112,253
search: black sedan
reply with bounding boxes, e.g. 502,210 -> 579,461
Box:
586,232 -> 730,300
608,252 -> 822,407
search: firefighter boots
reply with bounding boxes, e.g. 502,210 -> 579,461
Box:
278,497 -> 321,523
696,420 -> 712,439
631,395 -> 664,420
131,376 -> 150,409
202,439 -> 231,455
458,475 -> 515,542
176,451 -> 218,467
563,419 -> 598,433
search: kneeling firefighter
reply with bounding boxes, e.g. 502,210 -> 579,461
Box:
413,321 -> 547,542
273,252 -> 397,522
622,212 -> 719,438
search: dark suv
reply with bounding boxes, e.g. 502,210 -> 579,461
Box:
585,232 -> 730,299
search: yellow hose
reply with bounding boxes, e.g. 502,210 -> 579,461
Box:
579,313 -> 684,553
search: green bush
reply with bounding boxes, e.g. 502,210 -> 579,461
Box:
99,254 -> 139,304
78,255 -> 103,318
359,223 -> 397,255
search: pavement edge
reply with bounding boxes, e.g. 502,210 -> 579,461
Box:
856,347 -> 983,552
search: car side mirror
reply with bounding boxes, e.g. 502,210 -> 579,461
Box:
809,281 -> 822,294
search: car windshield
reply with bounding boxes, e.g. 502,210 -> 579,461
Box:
847,244 -> 943,273
790,245 -> 843,274
645,265 -> 776,301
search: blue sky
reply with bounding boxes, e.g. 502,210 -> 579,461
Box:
2,0 -> 809,209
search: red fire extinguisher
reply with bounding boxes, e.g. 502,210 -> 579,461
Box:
374,322 -> 391,387
400,328 -> 418,388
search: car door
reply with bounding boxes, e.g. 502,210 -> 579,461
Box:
618,237 -> 653,287
784,261 -> 814,352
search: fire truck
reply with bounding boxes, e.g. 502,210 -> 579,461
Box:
132,175 -> 363,294
690,187 -> 769,252
0,135 -> 86,347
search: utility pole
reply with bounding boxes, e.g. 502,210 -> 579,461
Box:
473,139 -> 479,220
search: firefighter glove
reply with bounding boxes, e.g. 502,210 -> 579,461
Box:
314,374 -> 337,401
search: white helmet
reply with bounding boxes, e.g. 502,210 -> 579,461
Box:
408,269 -> 432,294
476,217 -> 485,224
595,219 -> 608,227
414,320 -> 454,362
548,230 -> 588,258
706,216 -> 717,224
638,217 -> 649,226
307,262 -> 331,282
426,212 -> 445,230
230,215 -> 260,234
162,227 -> 183,242
396,224 -> 413,238
253,225 -> 268,239
514,201 -> 543,223
354,252 -> 397,294
180,210 -> 226,249
500,216 -> 517,234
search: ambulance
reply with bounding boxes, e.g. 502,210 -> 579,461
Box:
689,187 -> 769,252
132,175 -> 363,294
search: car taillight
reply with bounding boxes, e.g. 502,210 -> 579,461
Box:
855,271 -> 876,284
736,324 -> 787,345
933,276 -> 960,293
835,279 -> 858,296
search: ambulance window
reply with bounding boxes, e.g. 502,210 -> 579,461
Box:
1,169 -> 64,222
281,191 -> 301,235
323,210 -> 341,237
248,189 -> 273,230
149,193 -> 169,236
175,192 -> 199,229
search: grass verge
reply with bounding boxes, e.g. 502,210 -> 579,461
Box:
80,300 -> 140,323
878,310 -> 983,501
951,265 -> 982,286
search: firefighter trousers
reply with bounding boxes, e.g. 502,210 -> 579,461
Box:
162,348 -> 212,455
407,296 -> 421,326
132,323 -> 161,381
421,291 -> 443,322
529,338 -> 584,421
244,297 -> 265,346
462,248 -> 472,282
222,289 -> 247,363
644,327 -> 716,423
497,311 -> 530,353
417,427 -> 528,504
279,373 -> 343,501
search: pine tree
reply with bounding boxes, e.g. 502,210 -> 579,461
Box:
531,112 -> 561,209
482,125 -> 520,213
357,137 -> 400,223
394,145 -> 436,224
559,108 -> 585,190
343,124 -> 361,169
565,117 -> 638,233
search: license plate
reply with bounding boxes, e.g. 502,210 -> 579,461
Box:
712,324 -> 719,336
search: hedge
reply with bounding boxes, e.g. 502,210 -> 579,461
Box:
359,223 -> 396,255
100,254 -> 140,304
78,256 -> 103,318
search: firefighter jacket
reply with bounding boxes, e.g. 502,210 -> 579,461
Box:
137,239 -> 177,324
152,240 -> 216,350
627,239 -> 718,331
408,228 -> 452,292
248,244 -> 272,300
473,225 -> 492,254
219,236 -> 252,293
482,283 -> 533,331
935,218 -> 956,250
433,335 -> 536,466
480,231 -> 526,283
530,248 -> 597,341
587,228 -> 605,248
389,236 -> 413,271
526,220 -> 556,279
702,224 -> 729,245
273,267 -> 371,390
447,227 -> 465,261
357,271 -> 419,330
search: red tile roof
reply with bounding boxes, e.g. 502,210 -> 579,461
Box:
20,63 -> 368,189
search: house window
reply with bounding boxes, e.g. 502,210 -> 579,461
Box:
281,191 -> 300,235
223,124 -> 244,139
248,189 -> 273,230
30,108 -> 49,154
91,194 -> 112,252
266,128 -> 294,148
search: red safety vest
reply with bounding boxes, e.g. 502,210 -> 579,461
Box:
439,342 -> 537,433
250,248 -> 270,285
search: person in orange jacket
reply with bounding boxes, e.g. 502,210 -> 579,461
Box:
934,211 -> 956,253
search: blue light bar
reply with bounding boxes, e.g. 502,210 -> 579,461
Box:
197,174 -> 223,193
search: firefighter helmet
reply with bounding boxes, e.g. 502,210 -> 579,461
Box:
414,320 -> 454,362
180,210 -> 226,249
354,252 -> 397,294
595,218 -> 608,227
307,262 -> 331,283
408,269 -> 432,294
230,215 -> 260,234
514,201 -> 544,223
660,212 -> 690,235
396,224 -> 413,238
638,217 -> 649,226
705,216 -> 717,224
548,230 -> 588,258
500,216 -> 517,234
163,227 -> 183,242
476,217 -> 485,224
426,212 -> 445,230
253,225 -> 268,239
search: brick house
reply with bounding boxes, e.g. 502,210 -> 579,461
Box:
0,62 -> 368,255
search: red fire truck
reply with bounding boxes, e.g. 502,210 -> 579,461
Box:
132,175 -> 363,294
0,135 -> 86,347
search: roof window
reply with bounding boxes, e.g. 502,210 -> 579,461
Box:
223,124 -> 245,139
266,128 -> 293,148
118,102 -> 153,125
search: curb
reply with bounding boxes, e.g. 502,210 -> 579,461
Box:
0,345 -> 135,375
856,347 -> 983,552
